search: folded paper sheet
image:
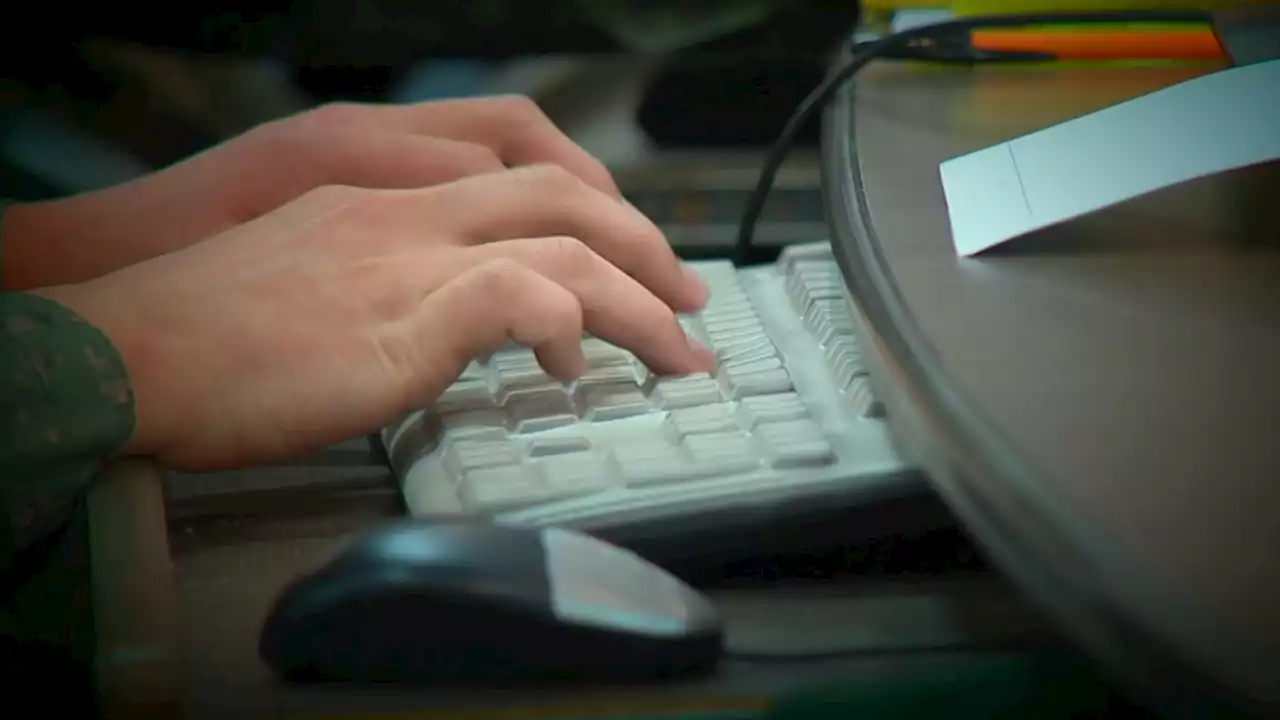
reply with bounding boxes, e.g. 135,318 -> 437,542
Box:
939,59 -> 1280,257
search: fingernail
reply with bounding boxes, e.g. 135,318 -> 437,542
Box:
681,265 -> 710,308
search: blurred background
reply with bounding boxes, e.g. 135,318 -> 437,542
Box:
0,1 -> 882,258
0,0 -> 1251,256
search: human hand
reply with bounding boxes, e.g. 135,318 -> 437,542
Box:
1,96 -> 619,290
38,165 -> 715,472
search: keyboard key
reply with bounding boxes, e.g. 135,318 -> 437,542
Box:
444,438 -> 521,481
824,338 -> 862,370
581,338 -> 632,368
527,435 -> 592,457
678,316 -> 705,343
491,351 -> 553,397
702,310 -> 758,330
615,442 -> 695,487
846,376 -> 882,418
536,452 -> 614,495
651,374 -> 723,409
757,420 -> 836,468
576,364 -> 636,386
718,359 -> 794,399
434,379 -> 495,414
497,385 -> 573,433
459,361 -> 487,381
579,384 -> 650,422
737,393 -> 810,429
715,336 -> 777,366
459,464 -> 544,512
441,410 -> 507,439
684,432 -> 760,475
665,404 -> 739,439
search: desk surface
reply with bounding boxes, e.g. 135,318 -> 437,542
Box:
167,506 -> 1048,719
828,62 -> 1280,714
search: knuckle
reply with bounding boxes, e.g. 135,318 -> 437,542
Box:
351,190 -> 408,221
241,119 -> 303,158
452,140 -> 504,170
519,161 -> 579,185
304,101 -> 368,130
582,155 -> 613,184
630,287 -> 679,329
541,235 -> 597,276
248,112 -> 354,172
301,183 -> 367,208
373,322 -> 420,386
467,258 -> 580,332
470,258 -> 529,298
493,94 -> 546,123
498,164 -> 589,216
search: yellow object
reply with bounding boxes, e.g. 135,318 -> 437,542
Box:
862,0 -> 949,9
953,0 -> 1275,13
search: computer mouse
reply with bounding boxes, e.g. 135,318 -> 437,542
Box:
258,520 -> 724,684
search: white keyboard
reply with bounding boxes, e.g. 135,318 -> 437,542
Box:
382,242 -> 918,535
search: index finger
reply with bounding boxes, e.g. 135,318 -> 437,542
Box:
381,96 -> 622,199
425,164 -> 708,314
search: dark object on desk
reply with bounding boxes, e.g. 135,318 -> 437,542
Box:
259,521 -> 724,684
1215,5 -> 1280,66
638,60 -> 825,149
766,652 -> 1149,720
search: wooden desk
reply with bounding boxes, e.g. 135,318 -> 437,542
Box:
823,61 -> 1279,716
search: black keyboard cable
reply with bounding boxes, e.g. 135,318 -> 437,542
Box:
732,8 -> 1216,267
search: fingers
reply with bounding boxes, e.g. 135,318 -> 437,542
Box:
407,259 -> 586,405
271,98 -> 621,203
314,133 -> 506,190
428,164 -> 709,313
255,119 -> 505,192
377,96 -> 622,199
463,237 -> 716,376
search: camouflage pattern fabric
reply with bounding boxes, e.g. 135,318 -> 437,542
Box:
0,203 -> 136,574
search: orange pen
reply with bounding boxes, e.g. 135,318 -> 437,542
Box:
971,28 -> 1226,60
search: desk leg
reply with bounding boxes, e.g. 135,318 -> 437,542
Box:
88,458 -> 184,720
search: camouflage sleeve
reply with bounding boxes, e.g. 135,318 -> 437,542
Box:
0,206 -> 136,573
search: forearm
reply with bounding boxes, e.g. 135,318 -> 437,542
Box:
0,289 -> 135,571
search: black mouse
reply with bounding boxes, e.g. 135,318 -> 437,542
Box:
258,521 -> 724,684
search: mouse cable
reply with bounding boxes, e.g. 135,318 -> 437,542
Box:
731,8 -> 1215,266
724,637 -> 1047,665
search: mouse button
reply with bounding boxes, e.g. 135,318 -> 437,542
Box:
540,528 -> 722,639
340,547 -> 553,609
339,525 -> 471,567
342,522 -> 548,579
296,559 -> 551,630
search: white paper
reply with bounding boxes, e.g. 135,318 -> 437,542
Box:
939,59 -> 1280,257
